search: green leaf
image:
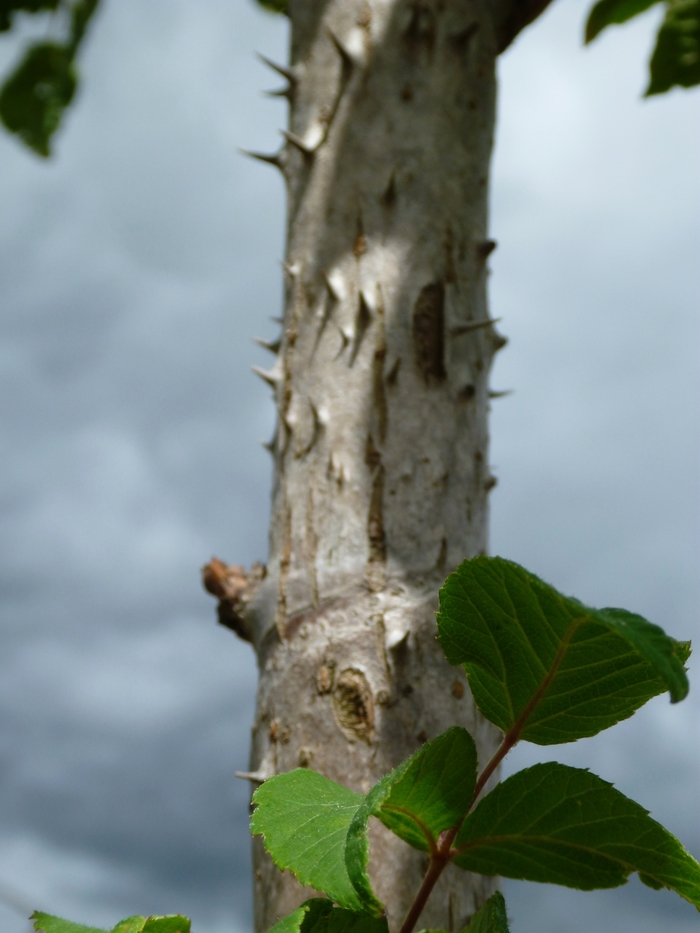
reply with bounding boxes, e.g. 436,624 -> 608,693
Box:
464,892 -> 509,933
0,0 -> 60,31
646,0 -> 700,93
420,892 -> 510,933
108,917 -> 190,933
0,0 -> 100,155
110,920 -> 147,933
141,919 -> 191,933
270,901 -> 388,933
0,42 -> 76,155
251,769 -> 364,910
585,0 -> 661,43
453,762 -> 700,909
255,0 -> 288,13
269,900 -> 335,933
437,556 -> 690,746
345,728 -> 477,915
31,914 -> 107,933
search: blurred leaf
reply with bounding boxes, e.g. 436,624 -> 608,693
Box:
453,762 -> 700,909
420,892 -> 510,933
464,892 -> 509,933
0,0 -> 100,155
111,921 -> 148,933
0,41 -> 76,155
255,0 -> 288,13
0,0 -> 59,32
585,0 -> 661,42
437,556 -> 690,746
68,0 -> 99,51
345,728 -> 477,915
270,901 -> 388,933
647,0 -> 700,93
251,769 -> 364,910
31,913 -> 106,933
140,919 -> 191,933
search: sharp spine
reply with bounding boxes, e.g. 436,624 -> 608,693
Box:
450,317 -> 501,337
239,147 -> 286,172
256,53 -> 298,86
252,365 -> 282,388
254,336 -> 282,354
281,129 -> 316,156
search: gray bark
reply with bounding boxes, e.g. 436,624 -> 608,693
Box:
206,1 -> 551,930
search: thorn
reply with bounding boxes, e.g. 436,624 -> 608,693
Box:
239,147 -> 286,172
235,770 -> 269,784
270,315 -> 284,324
280,261 -> 299,281
261,435 -> 277,455
252,365 -> 281,388
256,53 -> 297,86
450,317 -> 501,337
326,26 -> 354,72
281,129 -> 316,157
321,269 -> 340,301
489,389 -> 513,399
476,239 -> 498,259
335,326 -> 350,359
265,86 -> 293,100
254,336 -> 281,354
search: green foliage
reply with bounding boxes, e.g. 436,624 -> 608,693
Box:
437,556 -> 689,745
251,768 -> 365,911
585,0 -> 662,41
454,762 -> 700,907
647,0 -> 700,93
462,892 -> 509,933
27,557 -> 699,933
0,0 -> 100,155
585,0 -> 700,92
31,915 -> 191,933
269,900 -> 388,933
0,0 -> 60,31
345,727 -> 477,915
31,914 -> 107,933
248,556 -> 696,933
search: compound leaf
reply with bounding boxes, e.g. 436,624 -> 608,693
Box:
437,556 -> 690,745
31,914 -> 106,933
585,0 -> 661,42
251,769 -> 364,910
453,762 -> 700,909
647,0 -> 700,94
345,728 -> 477,915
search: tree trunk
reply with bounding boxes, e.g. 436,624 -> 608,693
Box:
210,1 -> 551,930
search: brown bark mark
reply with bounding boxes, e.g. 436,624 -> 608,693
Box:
305,484 -> 320,607
277,504 -> 293,637
332,668 -> 375,742
403,3 -> 438,58
413,282 -> 447,383
349,292 -> 373,366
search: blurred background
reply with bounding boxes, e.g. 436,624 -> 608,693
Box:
0,1 -> 698,932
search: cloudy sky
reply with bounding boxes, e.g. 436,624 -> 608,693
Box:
0,2 -> 698,933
